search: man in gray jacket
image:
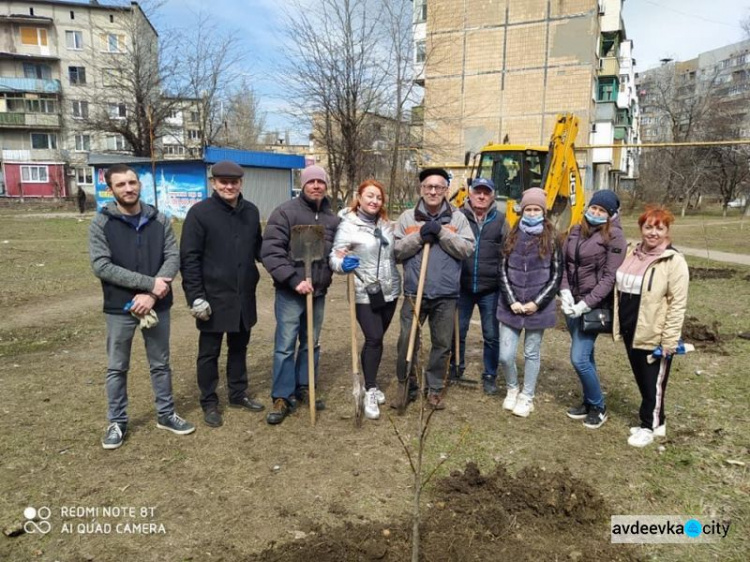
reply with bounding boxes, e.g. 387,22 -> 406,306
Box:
393,168 -> 475,410
90,164 -> 195,449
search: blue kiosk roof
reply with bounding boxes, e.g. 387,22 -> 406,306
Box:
204,146 -> 305,170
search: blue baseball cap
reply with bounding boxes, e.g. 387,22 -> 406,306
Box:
470,177 -> 495,192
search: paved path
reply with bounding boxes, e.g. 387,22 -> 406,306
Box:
677,246 -> 750,266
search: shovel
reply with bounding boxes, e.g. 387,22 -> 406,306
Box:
290,224 -> 326,426
348,274 -> 365,427
398,243 -> 431,415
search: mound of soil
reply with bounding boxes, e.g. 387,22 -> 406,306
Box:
682,315 -> 721,345
250,462 -> 641,561
689,267 -> 737,280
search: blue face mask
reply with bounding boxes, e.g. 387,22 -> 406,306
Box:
521,215 -> 544,227
585,211 -> 608,226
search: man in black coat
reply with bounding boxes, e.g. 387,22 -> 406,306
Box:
180,160 -> 265,427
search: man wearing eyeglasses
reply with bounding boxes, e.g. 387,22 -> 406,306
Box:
393,167 -> 475,410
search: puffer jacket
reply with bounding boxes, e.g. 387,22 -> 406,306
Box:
613,246 -> 689,351
330,209 -> 401,304
560,217 -> 626,308
496,229 -> 563,330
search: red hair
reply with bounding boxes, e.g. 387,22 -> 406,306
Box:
638,205 -> 675,229
350,179 -> 388,220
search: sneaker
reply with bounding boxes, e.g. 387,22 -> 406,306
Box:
502,388 -> 519,411
483,379 -> 499,396
583,406 -> 608,429
566,403 -> 589,420
512,393 -> 534,417
203,407 -> 223,428
102,422 -> 126,450
157,413 -> 196,435
628,427 -> 654,448
364,389 -> 380,420
374,388 -> 386,405
427,392 -> 445,410
266,398 -> 290,425
630,423 -> 666,438
295,386 -> 326,411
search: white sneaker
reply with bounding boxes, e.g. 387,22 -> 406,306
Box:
628,427 -> 654,447
364,389 -> 380,420
374,388 -> 386,405
502,388 -> 519,411
630,423 -> 666,438
512,393 -> 534,417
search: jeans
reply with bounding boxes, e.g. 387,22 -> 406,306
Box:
451,290 -> 499,380
497,323 -> 544,398
271,290 -> 325,401
396,297 -> 457,392
356,300 -> 398,390
565,315 -> 604,409
197,327 -> 251,410
105,311 -> 175,423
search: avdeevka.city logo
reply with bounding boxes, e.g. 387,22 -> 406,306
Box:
684,518 -> 703,538
611,515 -> 731,544
23,507 -> 52,534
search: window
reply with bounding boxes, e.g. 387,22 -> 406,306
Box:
168,110 -> 180,119
21,165 -> 49,183
76,166 -> 93,185
102,33 -> 123,52
164,145 -> 186,156
25,98 -> 57,113
5,96 -> 24,112
190,111 -> 199,123
31,133 -> 57,149
72,100 -> 89,119
416,40 -> 426,64
74,134 -> 91,152
414,0 -> 427,23
102,68 -> 121,86
69,66 -> 86,85
23,63 -> 51,80
65,30 -> 83,50
20,27 -> 47,46
105,135 -> 127,151
107,103 -> 127,119
109,14 -> 114,23
70,10 -> 75,20
188,129 -> 200,140
596,77 -> 618,102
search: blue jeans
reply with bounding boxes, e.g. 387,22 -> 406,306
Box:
451,290 -> 499,380
105,311 -> 175,423
497,323 -> 544,398
271,290 -> 325,401
565,316 -> 604,409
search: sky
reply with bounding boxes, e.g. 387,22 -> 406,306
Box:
84,0 -> 750,140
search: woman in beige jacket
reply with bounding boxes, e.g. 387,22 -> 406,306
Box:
613,206 -> 689,448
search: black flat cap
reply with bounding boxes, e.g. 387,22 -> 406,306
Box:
211,160 -> 244,178
419,167 -> 450,183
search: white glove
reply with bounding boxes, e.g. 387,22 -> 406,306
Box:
190,298 -> 212,321
132,309 -> 159,330
560,289 -> 574,309
569,300 -> 592,319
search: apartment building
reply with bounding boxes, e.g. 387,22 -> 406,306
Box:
412,0 -> 637,191
0,0 -> 174,198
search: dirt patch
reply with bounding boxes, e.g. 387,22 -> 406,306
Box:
250,462 -> 640,561
682,315 -> 721,346
689,267 -> 737,280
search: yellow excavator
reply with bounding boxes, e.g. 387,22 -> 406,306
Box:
452,113 -> 585,231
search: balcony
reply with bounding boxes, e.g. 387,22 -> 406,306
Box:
0,77 -> 61,94
598,56 -> 620,77
595,101 -> 616,121
0,112 -> 61,129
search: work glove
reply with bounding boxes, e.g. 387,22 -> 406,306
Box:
190,298 -> 212,321
569,300 -> 591,319
342,255 -> 360,273
559,289 -> 575,316
137,309 -> 159,330
420,221 -> 441,245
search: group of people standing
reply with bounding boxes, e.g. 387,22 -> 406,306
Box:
89,161 -> 689,451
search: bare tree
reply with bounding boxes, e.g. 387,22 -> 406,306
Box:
219,79 -> 267,150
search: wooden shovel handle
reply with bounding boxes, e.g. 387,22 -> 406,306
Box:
306,281 -> 316,426
406,243 -> 431,364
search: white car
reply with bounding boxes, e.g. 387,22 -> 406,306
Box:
727,198 -> 745,208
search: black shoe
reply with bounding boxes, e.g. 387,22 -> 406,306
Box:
203,407 -> 223,427
229,396 -> 265,412
483,379 -> 499,396
566,403 -> 590,420
295,387 -> 325,411
266,398 -> 290,425
583,406 -> 608,429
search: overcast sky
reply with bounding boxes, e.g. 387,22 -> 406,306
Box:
100,0 -> 750,137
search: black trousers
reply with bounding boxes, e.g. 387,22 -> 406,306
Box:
355,300 -> 397,389
621,329 -> 672,430
197,327 -> 251,410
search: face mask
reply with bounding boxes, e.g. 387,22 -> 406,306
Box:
585,211 -> 608,226
521,215 -> 544,227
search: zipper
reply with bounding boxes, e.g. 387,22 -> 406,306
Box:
647,268 -> 655,292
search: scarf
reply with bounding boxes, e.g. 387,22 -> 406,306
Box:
519,220 -> 543,235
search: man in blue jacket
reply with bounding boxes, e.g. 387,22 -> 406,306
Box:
449,178 -> 505,395
90,164 -> 195,450
180,161 -> 265,428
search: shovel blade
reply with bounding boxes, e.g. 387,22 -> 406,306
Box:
290,225 -> 326,265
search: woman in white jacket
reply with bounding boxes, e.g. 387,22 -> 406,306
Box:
330,180 -> 401,420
